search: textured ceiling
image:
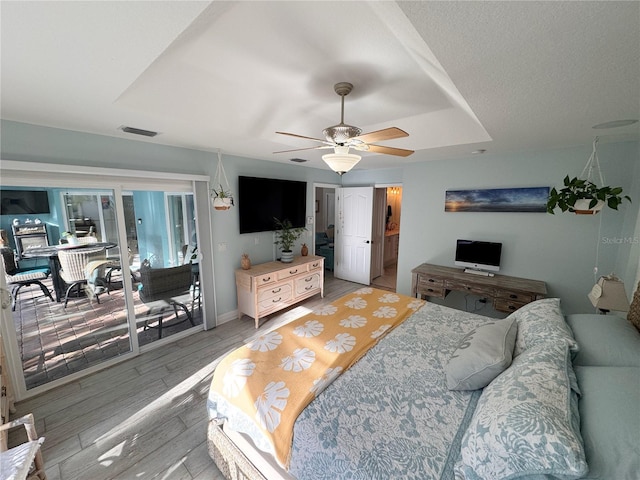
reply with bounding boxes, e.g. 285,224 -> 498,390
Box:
1,1 -> 638,172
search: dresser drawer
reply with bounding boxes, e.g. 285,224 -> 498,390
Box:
308,259 -> 323,271
493,298 -> 527,313
496,290 -> 535,304
277,265 -> 305,281
256,273 -> 277,286
258,283 -> 292,302
445,280 -> 495,297
258,287 -> 293,313
295,273 -> 321,295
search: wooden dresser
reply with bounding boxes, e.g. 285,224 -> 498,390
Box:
411,263 -> 547,313
236,255 -> 324,328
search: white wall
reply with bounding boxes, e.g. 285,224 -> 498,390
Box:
3,120 -> 639,317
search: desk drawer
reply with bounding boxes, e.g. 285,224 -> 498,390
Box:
445,280 -> 495,297
496,290 -> 535,304
308,259 -> 323,271
418,285 -> 447,299
494,298 -> 527,313
417,275 -> 444,288
256,273 -> 277,286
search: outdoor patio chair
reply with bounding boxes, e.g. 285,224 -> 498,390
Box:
137,261 -> 195,338
0,247 -> 53,311
0,413 -> 46,480
58,246 -> 107,307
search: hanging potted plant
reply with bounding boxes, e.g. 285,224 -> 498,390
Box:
274,218 -> 306,263
211,185 -> 234,211
546,176 -> 631,214
547,137 -> 631,215
211,149 -> 234,211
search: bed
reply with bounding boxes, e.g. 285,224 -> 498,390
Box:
207,286 -> 640,480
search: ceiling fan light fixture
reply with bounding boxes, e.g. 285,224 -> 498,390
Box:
322,147 -> 361,175
323,124 -> 362,144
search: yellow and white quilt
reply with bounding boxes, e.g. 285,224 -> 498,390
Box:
208,287 -> 425,467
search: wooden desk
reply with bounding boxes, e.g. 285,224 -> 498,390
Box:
411,263 -> 547,313
236,256 -> 324,328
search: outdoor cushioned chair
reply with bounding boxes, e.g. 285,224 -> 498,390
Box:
0,247 -> 53,311
0,413 -> 46,480
138,260 -> 195,339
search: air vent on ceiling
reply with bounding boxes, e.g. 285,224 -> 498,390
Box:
119,125 -> 159,137
290,158 -> 308,163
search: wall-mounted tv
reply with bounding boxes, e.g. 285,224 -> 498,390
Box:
455,239 -> 502,273
0,189 -> 51,215
238,176 -> 307,234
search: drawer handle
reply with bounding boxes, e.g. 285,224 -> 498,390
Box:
272,297 -> 282,303
428,278 -> 436,283
289,269 -> 298,274
427,288 -> 435,293
509,294 -> 517,299
272,287 -> 282,294
305,276 -> 313,282
313,263 -> 319,267
508,305 -> 516,310
466,286 -> 471,290
263,276 -> 271,282
305,285 -> 314,291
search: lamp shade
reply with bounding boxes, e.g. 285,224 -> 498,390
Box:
322,146 -> 361,175
588,275 -> 630,312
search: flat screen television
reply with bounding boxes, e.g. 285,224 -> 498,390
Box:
238,176 -> 307,234
455,239 -> 502,273
0,189 -> 51,215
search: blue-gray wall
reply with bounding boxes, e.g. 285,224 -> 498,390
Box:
2,120 -> 639,317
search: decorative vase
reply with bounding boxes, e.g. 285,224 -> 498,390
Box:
573,199 -> 605,215
241,253 -> 251,270
280,250 -> 294,263
212,197 -> 232,211
301,243 -> 308,256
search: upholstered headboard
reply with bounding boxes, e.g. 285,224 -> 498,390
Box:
628,282 -> 640,332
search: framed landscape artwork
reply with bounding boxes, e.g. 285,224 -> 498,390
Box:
445,187 -> 550,212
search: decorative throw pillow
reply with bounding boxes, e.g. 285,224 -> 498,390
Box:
445,318 -> 517,390
507,297 -> 578,356
459,342 -> 588,480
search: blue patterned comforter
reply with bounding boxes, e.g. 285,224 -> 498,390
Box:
288,302 -> 489,480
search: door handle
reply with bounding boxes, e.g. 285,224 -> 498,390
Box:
364,240 -> 371,244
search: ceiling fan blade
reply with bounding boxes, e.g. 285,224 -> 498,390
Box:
366,144 -> 414,157
273,145 -> 334,154
352,127 -> 409,144
276,131 -> 334,146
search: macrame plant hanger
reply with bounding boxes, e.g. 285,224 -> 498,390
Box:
212,150 -> 233,211
580,137 -> 605,187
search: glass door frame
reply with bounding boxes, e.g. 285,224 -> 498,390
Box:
0,160 -> 214,401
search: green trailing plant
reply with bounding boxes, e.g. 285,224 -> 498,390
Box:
546,175 -> 631,214
211,184 -> 234,205
273,218 -> 306,252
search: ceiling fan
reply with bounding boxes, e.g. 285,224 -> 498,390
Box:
275,82 -> 414,175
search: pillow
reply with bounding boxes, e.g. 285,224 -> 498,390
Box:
445,318 -> 517,390
459,342 -> 588,480
508,298 -> 578,356
566,314 -> 640,366
575,366 -> 640,479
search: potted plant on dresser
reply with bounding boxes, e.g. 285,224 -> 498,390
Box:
274,218 -> 306,263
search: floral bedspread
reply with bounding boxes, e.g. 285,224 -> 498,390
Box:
288,301 -> 489,480
208,287 -> 425,468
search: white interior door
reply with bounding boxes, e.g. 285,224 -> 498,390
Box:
335,187 -> 373,284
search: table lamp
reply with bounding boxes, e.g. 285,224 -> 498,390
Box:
587,274 -> 630,314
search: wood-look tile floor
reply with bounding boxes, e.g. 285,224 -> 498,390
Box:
10,274 -> 367,480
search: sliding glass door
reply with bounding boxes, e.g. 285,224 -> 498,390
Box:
1,175 -> 206,396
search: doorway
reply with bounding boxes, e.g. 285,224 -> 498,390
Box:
371,186 -> 402,291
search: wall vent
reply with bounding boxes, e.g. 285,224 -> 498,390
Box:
119,125 -> 159,137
